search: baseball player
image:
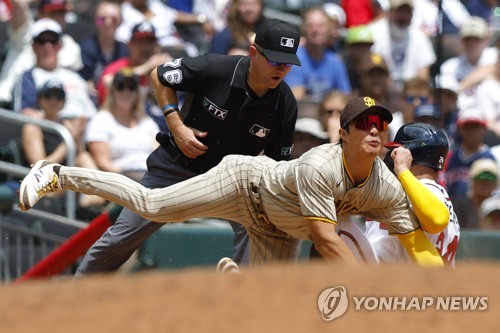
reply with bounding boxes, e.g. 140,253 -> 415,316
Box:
70,19 -> 302,275
364,123 -> 460,266
19,97 -> 445,266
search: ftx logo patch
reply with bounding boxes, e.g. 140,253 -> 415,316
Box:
203,98 -> 228,120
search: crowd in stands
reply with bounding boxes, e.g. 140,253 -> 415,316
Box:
0,0 -> 499,229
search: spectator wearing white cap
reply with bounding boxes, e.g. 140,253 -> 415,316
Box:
475,54 -> 500,137
290,117 -> 329,159
435,74 -> 459,147
440,16 -> 497,96
452,158 -> 499,229
11,18 -> 96,120
479,194 -> 500,230
0,0 -> 82,108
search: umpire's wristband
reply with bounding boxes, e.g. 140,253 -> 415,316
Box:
162,104 -> 179,117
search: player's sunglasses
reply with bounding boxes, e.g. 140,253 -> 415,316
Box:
34,37 -> 60,45
41,90 -> 65,101
254,45 -> 293,68
115,82 -> 138,91
352,114 -> 388,132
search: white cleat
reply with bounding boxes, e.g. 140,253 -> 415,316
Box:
216,257 -> 241,274
19,160 -> 61,211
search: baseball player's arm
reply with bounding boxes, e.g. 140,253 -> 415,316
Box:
309,220 -> 357,263
396,229 -> 444,267
391,147 -> 449,233
151,67 -> 207,159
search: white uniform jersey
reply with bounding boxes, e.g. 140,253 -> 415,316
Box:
364,178 -> 460,266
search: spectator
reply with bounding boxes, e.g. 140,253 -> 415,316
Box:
0,0 -> 82,108
290,117 -> 329,159
435,74 -> 459,148
78,0 -> 129,105
452,158 -> 499,229
115,0 -> 205,58
285,6 -> 351,102
445,107 -> 496,199
440,16 -> 498,108
475,54 -> 500,137
321,2 -> 345,52
340,0 -> 375,28
12,18 -> 96,120
21,79 -> 101,218
85,68 -> 159,182
96,21 -> 171,121
343,25 -> 375,94
401,77 -> 432,125
318,90 -> 349,143
369,0 -> 436,93
479,194 -> 500,230
413,103 -> 440,127
210,0 -> 264,56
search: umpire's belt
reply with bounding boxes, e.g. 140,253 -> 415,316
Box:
156,131 -> 206,174
250,182 -> 286,235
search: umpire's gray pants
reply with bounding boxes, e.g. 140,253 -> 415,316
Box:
67,152 -> 300,276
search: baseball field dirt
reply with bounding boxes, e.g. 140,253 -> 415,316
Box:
1,261 -> 499,332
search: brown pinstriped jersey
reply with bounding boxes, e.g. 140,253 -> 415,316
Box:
256,144 -> 420,240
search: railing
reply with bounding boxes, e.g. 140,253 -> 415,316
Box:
0,207 -> 87,282
0,108 -> 77,219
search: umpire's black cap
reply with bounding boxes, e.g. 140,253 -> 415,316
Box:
340,97 -> 393,129
254,19 -> 301,66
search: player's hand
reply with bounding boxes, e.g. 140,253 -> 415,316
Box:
172,126 -> 208,158
391,147 -> 413,176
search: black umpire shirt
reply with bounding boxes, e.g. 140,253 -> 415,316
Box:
156,54 -> 298,173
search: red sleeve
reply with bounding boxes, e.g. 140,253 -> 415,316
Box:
341,0 -> 374,28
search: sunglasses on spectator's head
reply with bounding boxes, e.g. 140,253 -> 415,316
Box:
115,82 -> 138,91
95,15 -> 120,26
404,96 -> 428,105
254,45 -> 293,68
352,113 -> 388,131
41,90 -> 65,101
34,37 -> 60,45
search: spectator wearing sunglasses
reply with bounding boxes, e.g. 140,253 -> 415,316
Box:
284,6 -> 351,102
78,0 -> 129,106
318,90 -> 349,143
12,18 -> 96,120
401,77 -> 432,124
0,0 -> 83,109
85,68 -> 160,182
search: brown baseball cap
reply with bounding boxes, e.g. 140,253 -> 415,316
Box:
340,97 -> 393,128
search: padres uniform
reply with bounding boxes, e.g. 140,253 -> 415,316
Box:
58,144 -> 420,264
365,178 -> 461,266
75,54 -> 298,274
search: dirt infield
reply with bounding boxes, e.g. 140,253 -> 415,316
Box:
1,262 -> 499,333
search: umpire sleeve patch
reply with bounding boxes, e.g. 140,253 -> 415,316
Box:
162,69 -> 183,85
281,146 -> 293,155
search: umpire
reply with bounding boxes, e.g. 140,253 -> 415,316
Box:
75,19 -> 302,275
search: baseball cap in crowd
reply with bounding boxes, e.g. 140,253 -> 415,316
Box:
470,158 -> 498,182
359,53 -> 389,75
112,68 -> 139,90
435,75 -> 459,95
480,195 -> 500,220
254,19 -> 301,66
389,0 -> 413,9
345,25 -> 374,45
322,3 -> 346,27
340,96 -> 393,129
39,0 -> 69,13
414,104 -> 440,119
32,18 -> 62,40
131,22 -> 157,41
456,107 -> 486,127
460,16 -> 489,39
295,118 -> 329,141
37,79 -> 66,100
